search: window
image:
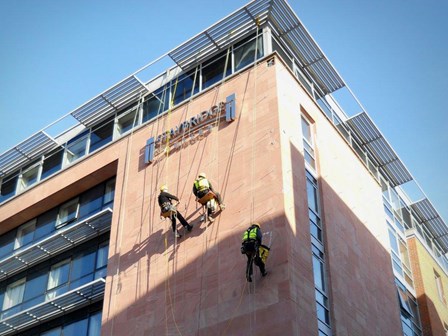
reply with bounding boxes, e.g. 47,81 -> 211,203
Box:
42,148 -> 64,180
79,184 -> 104,220
89,118 -> 114,153
41,327 -> 62,336
14,219 -> 36,249
202,51 -> 231,90
172,68 -> 199,106
95,244 -> 109,279
435,270 -> 446,304
46,260 -> 70,300
2,278 -> 25,313
103,178 -> 116,207
19,162 -> 40,190
56,198 -> 79,228
65,131 -> 89,164
0,173 -> 19,202
301,116 -> 316,169
0,230 -> 15,259
69,249 -> 96,290
233,34 -> 263,71
88,311 -> 102,336
116,108 -> 138,137
142,86 -> 168,123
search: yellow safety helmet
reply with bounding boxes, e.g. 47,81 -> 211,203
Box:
198,172 -> 207,179
252,222 -> 261,228
160,185 -> 168,192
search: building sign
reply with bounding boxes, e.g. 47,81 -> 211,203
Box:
144,93 -> 236,164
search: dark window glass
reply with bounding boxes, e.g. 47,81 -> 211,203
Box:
42,148 -> 64,180
88,311 -> 102,336
0,173 -> 18,202
66,131 -> 89,163
172,69 -> 199,106
22,270 -> 47,309
103,178 -> 115,208
202,51 -> 231,89
95,244 -> 109,279
79,184 -> 103,219
234,35 -> 263,71
142,87 -> 169,123
0,230 -> 15,259
34,208 -> 58,240
64,317 -> 88,336
89,119 -> 114,153
71,249 -> 96,281
41,328 -> 61,336
312,254 -> 325,291
306,179 -> 319,213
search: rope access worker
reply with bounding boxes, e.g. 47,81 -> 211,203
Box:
192,172 -> 225,222
158,185 -> 192,238
241,223 -> 267,282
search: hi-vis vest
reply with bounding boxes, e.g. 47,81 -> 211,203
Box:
242,226 -> 258,242
194,178 -> 210,191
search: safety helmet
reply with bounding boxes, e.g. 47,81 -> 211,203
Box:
198,172 -> 207,179
252,222 -> 261,228
160,185 -> 168,192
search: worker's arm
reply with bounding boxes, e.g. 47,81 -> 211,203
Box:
164,192 -> 179,202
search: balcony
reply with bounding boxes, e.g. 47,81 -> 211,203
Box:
0,208 -> 112,281
0,278 -> 105,335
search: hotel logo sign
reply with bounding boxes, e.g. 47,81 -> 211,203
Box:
145,93 -> 236,164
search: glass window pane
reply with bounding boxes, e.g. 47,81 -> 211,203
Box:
116,109 -> 137,135
0,230 -> 15,259
0,173 -> 19,202
202,51 -> 231,89
42,148 -> 64,180
172,69 -> 199,106
103,178 -> 116,207
301,117 -> 312,144
63,317 -> 88,336
35,208 -> 58,240
90,119 -> 114,153
234,35 -> 263,71
306,179 -> 319,213
96,245 -> 109,269
79,184 -> 103,219
23,270 -> 47,302
388,228 -> 399,255
71,250 -> 96,281
88,311 -> 102,336
14,220 -> 36,249
142,87 -> 168,123
56,198 -> 79,228
2,278 -> 25,310
46,260 -> 70,299
66,131 -> 89,164
41,327 -> 62,336
20,164 -> 40,190
313,255 -> 325,291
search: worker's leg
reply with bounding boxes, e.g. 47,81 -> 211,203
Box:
176,211 -> 192,231
246,252 -> 254,282
254,255 -> 267,276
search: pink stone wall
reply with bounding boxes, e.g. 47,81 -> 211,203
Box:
0,54 -> 404,336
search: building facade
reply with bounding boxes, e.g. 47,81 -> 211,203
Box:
0,0 -> 447,335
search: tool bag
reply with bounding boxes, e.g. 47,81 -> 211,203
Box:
258,244 -> 270,264
161,202 -> 176,218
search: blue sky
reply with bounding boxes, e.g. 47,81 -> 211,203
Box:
0,0 -> 447,221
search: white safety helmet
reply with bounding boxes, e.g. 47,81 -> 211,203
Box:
160,185 -> 168,192
198,172 -> 207,179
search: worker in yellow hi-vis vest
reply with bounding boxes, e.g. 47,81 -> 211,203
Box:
192,172 -> 225,222
241,223 -> 268,282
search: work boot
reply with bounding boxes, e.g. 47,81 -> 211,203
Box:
200,215 -> 205,222
246,275 -> 252,282
261,270 -> 268,277
209,217 -> 215,223
187,225 -> 193,232
175,231 -> 182,238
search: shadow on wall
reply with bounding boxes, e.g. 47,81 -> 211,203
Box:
417,293 -> 446,336
99,142 -> 405,336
